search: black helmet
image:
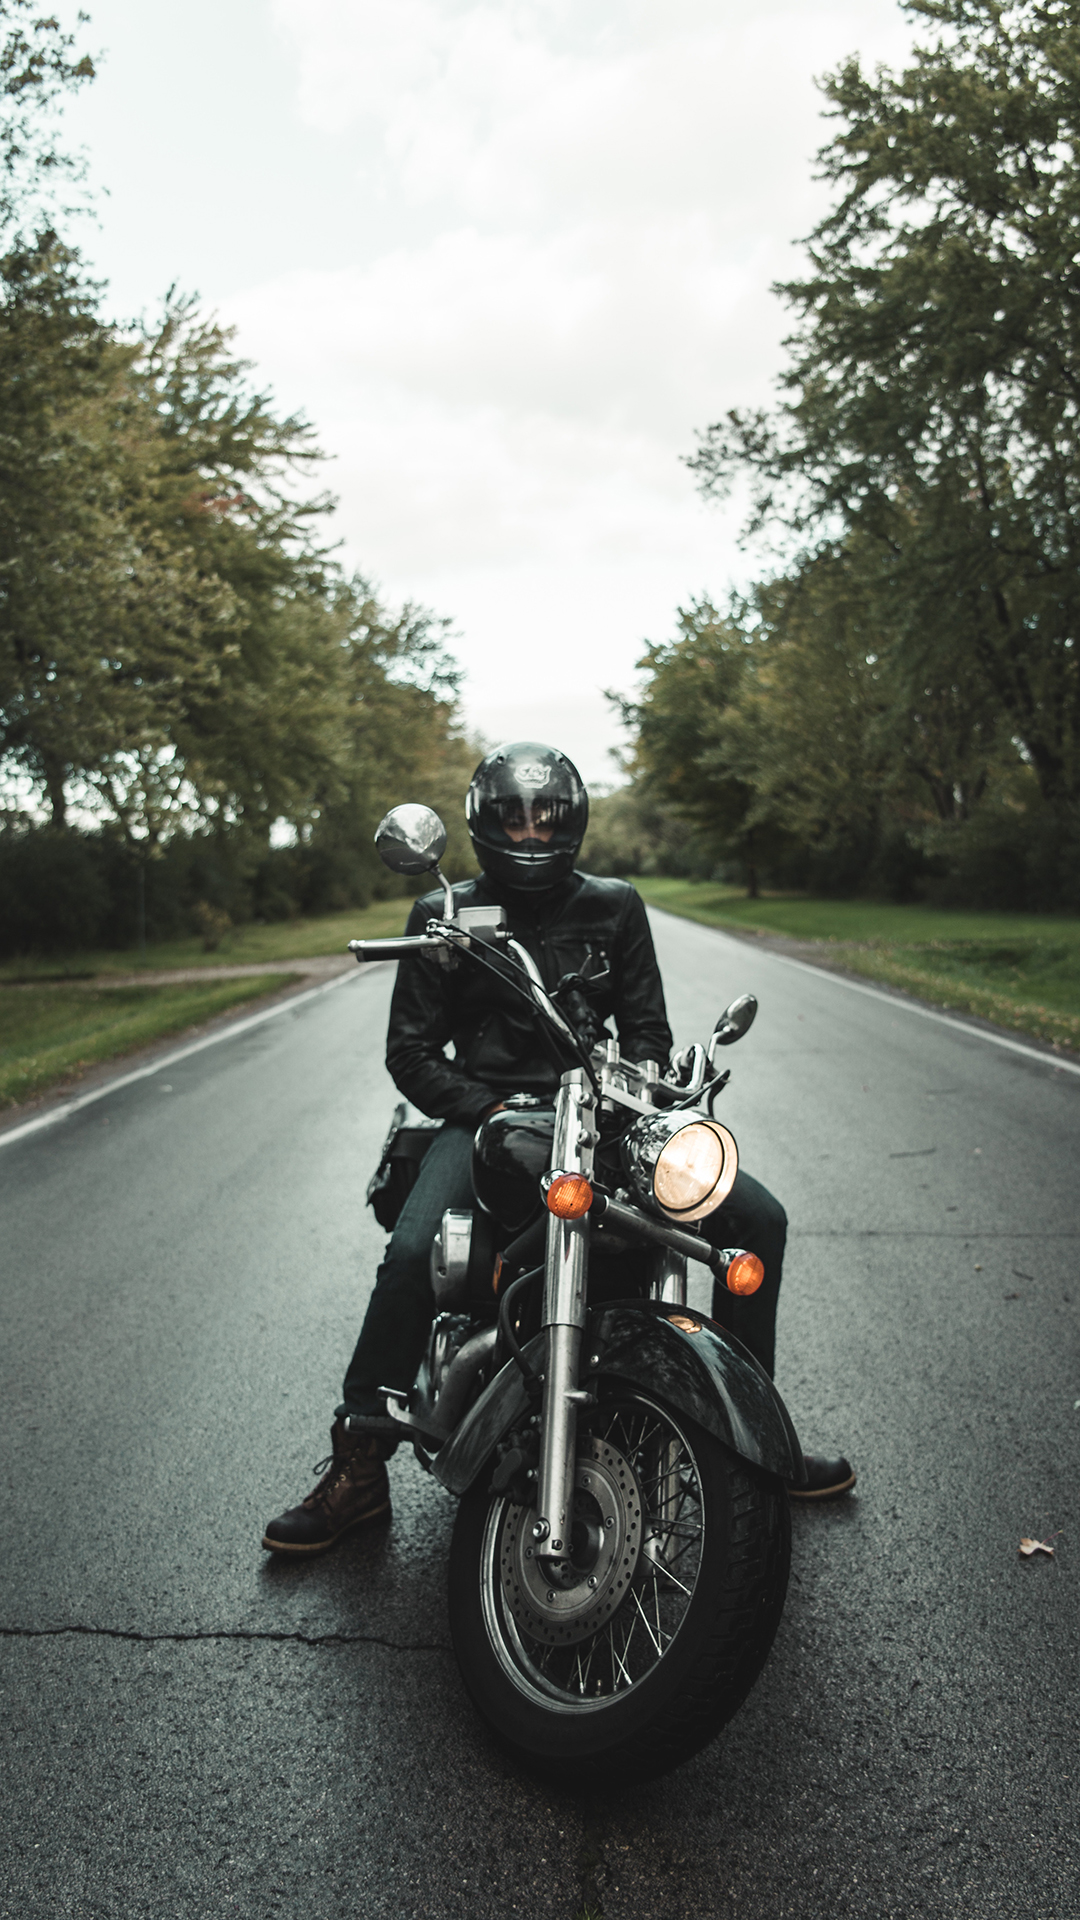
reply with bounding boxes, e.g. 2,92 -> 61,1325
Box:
466,741 -> 588,892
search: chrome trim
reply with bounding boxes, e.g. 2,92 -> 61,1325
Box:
534,1071 -> 596,1561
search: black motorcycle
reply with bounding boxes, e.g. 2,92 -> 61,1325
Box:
351,803 -> 804,1780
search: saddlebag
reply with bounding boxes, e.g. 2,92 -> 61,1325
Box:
367,1102 -> 441,1230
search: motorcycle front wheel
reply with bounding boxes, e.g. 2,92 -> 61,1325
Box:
447,1388 -> 790,1781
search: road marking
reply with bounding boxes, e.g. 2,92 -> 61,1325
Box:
0,966 -> 382,1153
650,910 -> 1080,1080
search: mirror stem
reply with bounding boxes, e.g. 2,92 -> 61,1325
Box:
433,865 -> 455,920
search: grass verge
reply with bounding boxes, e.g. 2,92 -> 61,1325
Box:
0,974 -> 297,1111
0,897 -> 414,982
633,876 -> 1080,1054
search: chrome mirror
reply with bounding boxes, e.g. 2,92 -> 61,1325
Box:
374,805 -> 448,876
710,992 -> 758,1053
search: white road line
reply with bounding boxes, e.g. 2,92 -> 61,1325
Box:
0,966 -> 381,1154
649,908 -> 1080,1081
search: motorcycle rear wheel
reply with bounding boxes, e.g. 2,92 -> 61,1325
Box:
447,1388 -> 790,1780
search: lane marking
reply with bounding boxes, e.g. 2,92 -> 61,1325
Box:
649,910 -> 1080,1081
0,965 -> 387,1153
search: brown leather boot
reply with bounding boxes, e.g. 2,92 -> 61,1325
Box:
262,1421 -> 391,1554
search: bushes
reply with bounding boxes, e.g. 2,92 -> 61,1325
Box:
0,821 -> 399,958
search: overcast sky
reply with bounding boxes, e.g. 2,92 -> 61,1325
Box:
62,0 -> 913,782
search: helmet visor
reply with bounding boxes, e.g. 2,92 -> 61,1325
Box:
494,795 -> 566,844
475,793 -> 580,851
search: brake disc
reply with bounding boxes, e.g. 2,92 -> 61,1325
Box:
498,1434 -> 644,1647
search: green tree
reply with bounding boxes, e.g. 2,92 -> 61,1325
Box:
0,240 -> 221,830
690,0 -> 1080,828
0,254 -> 337,840
619,598 -> 770,894
0,0 -> 95,238
0,10 -> 481,943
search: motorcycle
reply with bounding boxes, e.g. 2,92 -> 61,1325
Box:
350,802 -> 804,1780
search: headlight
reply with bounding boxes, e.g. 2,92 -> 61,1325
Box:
622,1112 -> 738,1224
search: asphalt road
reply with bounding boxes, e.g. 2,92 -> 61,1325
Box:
1,909 -> 1078,1920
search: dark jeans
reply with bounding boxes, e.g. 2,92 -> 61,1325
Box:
341,1126 -> 476,1418
339,1127 -> 787,1419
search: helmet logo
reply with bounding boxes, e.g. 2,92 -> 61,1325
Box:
516,762 -> 550,789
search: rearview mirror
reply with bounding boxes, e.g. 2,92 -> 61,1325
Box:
374,804 -> 448,876
711,992 -> 758,1051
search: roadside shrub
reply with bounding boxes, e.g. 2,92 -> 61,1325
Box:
191,901 -> 232,951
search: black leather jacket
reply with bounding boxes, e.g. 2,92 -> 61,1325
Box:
385,871 -> 673,1129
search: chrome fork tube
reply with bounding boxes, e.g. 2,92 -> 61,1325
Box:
533,1070 -> 595,1561
652,1246 -> 688,1307
648,1249 -> 686,1551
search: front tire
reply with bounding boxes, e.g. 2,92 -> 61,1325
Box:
447,1388 -> 790,1781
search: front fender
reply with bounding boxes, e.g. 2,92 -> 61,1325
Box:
433,1335 -> 541,1496
432,1304 -> 803,1495
590,1302 -> 804,1483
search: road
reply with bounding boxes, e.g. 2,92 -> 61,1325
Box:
1,909 -> 1077,1919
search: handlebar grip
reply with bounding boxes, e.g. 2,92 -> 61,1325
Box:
348,936 -> 448,962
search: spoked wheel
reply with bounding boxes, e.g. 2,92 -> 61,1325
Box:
448,1390 -> 790,1780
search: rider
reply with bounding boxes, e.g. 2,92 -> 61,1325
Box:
263,741 -> 855,1554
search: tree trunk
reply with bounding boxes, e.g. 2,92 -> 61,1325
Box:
744,829 -> 759,899
43,760 -> 67,828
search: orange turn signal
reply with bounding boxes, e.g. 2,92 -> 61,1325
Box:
544,1172 -> 594,1220
724,1251 -> 764,1296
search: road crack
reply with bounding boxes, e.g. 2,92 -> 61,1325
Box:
0,1623 -> 450,1653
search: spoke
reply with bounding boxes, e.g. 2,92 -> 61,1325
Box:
648,1556 -> 693,1598
625,1417 -> 662,1472
500,1397 -> 703,1703
637,1451 -> 690,1509
654,1572 -> 665,1645
663,1537 -> 702,1578
610,1618 -> 635,1689
630,1583 -> 670,1659
613,1607 -> 638,1685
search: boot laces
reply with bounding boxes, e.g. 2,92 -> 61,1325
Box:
303,1453 -> 348,1510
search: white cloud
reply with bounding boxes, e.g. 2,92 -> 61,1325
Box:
69,0 -> 915,779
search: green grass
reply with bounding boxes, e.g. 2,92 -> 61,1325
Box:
633,876 -> 1080,1054
0,975 -> 296,1110
0,897 -> 413,982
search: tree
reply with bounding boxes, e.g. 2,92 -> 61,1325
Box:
0,254 -> 339,839
618,598 -> 770,894
690,0 -> 1080,826
0,1 -> 95,238
0,12 -> 481,944
0,239 -> 209,831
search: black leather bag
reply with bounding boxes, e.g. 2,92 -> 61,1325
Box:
366,1102 -> 441,1231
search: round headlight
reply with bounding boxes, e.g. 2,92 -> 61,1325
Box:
655,1122 -> 726,1215
622,1112 -> 738,1224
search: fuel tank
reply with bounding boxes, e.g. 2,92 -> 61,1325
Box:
471,1095 -> 555,1233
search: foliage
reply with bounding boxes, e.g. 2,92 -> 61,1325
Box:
0,256 -> 479,951
605,1 -> 1080,907
691,0 -> 1080,825
578,783 -> 712,880
612,598 -> 786,895
0,896 -> 429,981
0,0 -> 95,238
0,13 -> 480,960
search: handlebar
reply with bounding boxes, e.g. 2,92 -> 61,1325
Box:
348,936 -> 450,961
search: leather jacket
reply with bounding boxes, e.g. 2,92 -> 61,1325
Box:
385,870 -> 673,1129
